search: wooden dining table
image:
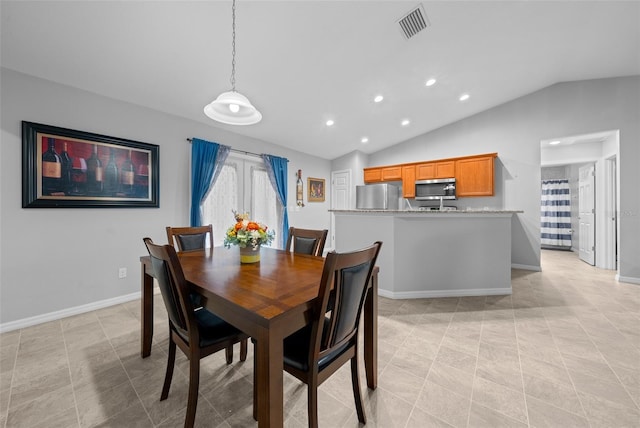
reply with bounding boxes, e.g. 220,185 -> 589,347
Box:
139,247 -> 378,427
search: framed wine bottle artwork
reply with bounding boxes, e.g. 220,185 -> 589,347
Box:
22,121 -> 160,208
307,177 -> 325,202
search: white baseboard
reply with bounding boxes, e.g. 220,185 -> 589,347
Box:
378,287 -> 512,300
511,263 -> 541,271
616,274 -> 640,285
0,292 -> 142,333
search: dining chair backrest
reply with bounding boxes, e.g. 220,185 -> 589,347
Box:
166,225 -> 214,252
312,241 -> 382,362
251,240 -> 382,426
285,227 -> 328,257
144,237 -> 248,428
143,237 -> 195,339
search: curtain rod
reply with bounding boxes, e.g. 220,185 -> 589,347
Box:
186,138 -> 262,158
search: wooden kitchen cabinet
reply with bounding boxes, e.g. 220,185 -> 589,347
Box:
455,154 -> 496,197
415,161 -> 455,180
363,167 -> 382,183
436,161 -> 455,178
363,152 -> 496,198
381,166 -> 402,181
364,165 -> 402,183
401,165 -> 416,198
415,163 -> 435,179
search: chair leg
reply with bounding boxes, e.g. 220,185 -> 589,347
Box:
161,337 -> 176,401
240,338 -> 248,361
350,356 -> 366,424
308,380 -> 319,428
185,355 -> 200,428
225,344 -> 233,364
252,342 -> 258,421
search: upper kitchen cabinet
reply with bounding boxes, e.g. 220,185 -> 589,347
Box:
364,165 -> 402,183
455,153 -> 497,197
381,165 -> 402,181
401,165 -> 416,198
415,160 -> 455,180
363,167 -> 382,183
363,152 -> 497,198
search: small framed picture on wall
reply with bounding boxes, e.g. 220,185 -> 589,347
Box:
307,177 -> 325,202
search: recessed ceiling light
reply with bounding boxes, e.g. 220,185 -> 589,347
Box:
549,140 -> 561,145
401,119 -> 410,126
361,137 -> 369,144
374,95 -> 384,103
426,78 -> 436,87
459,93 -> 470,101
326,119 -> 335,127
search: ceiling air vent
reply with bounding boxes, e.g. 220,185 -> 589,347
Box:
397,4 -> 430,40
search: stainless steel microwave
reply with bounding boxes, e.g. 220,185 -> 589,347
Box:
415,178 -> 456,200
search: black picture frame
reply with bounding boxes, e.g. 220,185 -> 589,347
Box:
307,177 -> 325,202
22,121 -> 159,208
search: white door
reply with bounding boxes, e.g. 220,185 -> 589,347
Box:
330,170 -> 352,250
578,164 -> 595,265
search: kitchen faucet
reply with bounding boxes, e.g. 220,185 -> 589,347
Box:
405,198 -> 414,210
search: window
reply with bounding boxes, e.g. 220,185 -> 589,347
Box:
202,154 -> 282,248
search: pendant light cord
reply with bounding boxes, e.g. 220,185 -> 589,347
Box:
230,0 -> 236,92
203,0 -> 261,125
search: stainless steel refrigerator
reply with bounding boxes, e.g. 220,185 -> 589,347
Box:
356,183 -> 399,210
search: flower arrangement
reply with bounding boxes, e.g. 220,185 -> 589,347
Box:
223,211 -> 275,250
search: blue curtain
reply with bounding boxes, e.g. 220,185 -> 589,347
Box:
262,154 -> 289,248
190,138 -> 230,226
541,179 -> 572,247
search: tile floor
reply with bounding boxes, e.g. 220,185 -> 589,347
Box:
1,250 -> 639,427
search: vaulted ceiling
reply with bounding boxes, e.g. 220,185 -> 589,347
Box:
2,1 -> 639,159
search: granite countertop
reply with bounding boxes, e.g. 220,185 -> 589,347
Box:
330,209 -> 523,214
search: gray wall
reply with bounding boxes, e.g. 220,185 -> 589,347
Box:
3,71 -> 638,327
0,68 -> 332,326
541,166 -> 568,181
333,76 -> 640,280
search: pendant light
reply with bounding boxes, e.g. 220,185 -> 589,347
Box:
204,0 -> 262,125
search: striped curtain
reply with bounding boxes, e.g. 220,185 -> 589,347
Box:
541,179 -> 572,247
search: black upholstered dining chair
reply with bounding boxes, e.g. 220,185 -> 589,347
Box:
166,224 -> 220,310
285,227 -> 328,257
143,237 -> 249,428
253,241 -> 382,427
166,225 -> 214,252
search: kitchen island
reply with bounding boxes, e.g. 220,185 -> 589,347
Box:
331,209 -> 522,299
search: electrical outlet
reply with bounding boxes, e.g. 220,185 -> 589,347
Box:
118,267 -> 127,279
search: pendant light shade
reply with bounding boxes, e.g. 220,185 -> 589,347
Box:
204,90 -> 262,125
204,0 -> 262,125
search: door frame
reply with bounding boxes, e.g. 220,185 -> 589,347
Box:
540,129 -> 619,273
603,156 -> 617,270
